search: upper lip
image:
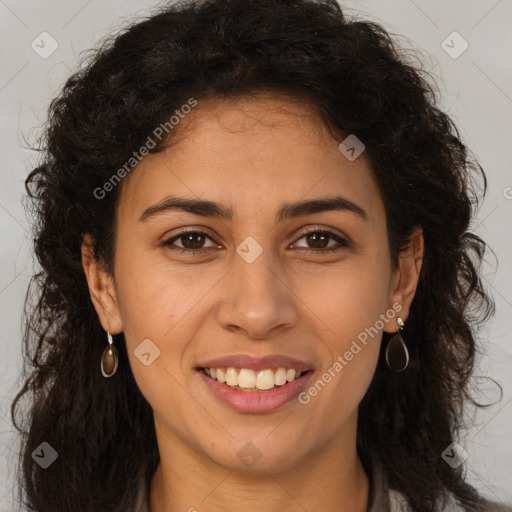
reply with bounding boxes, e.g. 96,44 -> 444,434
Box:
196,354 -> 314,372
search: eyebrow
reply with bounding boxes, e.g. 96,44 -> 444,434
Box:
138,195 -> 368,223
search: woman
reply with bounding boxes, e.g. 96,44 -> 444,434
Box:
11,0 -> 511,511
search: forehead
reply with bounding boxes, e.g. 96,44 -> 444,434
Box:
117,94 -> 384,226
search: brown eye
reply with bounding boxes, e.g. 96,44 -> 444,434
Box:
304,232 -> 331,249
293,229 -> 349,253
162,230 -> 219,255
179,232 -> 207,250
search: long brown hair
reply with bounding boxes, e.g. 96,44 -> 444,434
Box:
12,0 -> 497,510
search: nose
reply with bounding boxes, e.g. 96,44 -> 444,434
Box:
215,247 -> 299,340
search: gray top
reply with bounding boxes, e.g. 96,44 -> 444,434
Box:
130,463 -> 512,512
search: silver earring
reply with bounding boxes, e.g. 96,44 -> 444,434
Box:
385,317 -> 409,372
101,330 -> 119,378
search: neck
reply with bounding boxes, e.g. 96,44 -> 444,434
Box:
149,418 -> 370,512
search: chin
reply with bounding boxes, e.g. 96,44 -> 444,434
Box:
204,439 -> 308,475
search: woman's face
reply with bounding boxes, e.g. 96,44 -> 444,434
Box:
86,94 -> 421,474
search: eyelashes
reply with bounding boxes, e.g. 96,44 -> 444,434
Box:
161,227 -> 350,256
161,230 -> 220,256
294,227 -> 350,253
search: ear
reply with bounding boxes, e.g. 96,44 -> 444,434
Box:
81,233 -> 123,334
384,226 -> 424,332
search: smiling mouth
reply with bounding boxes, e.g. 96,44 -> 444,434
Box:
197,366 -> 314,392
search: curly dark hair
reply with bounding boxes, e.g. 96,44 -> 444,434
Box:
11,0 -> 499,511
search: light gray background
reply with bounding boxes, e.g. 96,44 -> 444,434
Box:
1,0 -> 511,510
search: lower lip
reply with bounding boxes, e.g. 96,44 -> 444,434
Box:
197,369 -> 314,414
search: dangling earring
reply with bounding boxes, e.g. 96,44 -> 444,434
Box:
385,317 -> 409,372
101,329 -> 119,378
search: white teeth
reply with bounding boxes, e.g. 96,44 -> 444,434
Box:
225,367 -> 238,386
286,369 -> 296,382
202,366 -> 306,390
274,367 -> 287,386
238,368 -> 256,388
256,369 -> 275,390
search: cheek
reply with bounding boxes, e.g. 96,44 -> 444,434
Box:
111,258 -> 184,387
113,252 -> 225,400
301,247 -> 391,411
113,244 -> 210,343
307,250 -> 392,339
301,290 -> 385,434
